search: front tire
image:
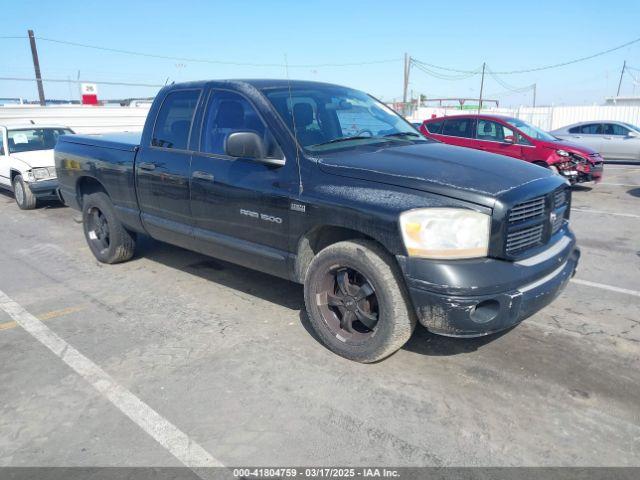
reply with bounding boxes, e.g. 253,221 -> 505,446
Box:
304,239 -> 416,363
13,175 -> 37,210
82,192 -> 135,264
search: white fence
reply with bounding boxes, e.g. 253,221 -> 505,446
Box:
0,105 -> 150,134
4,103 -> 640,136
408,105 -> 640,131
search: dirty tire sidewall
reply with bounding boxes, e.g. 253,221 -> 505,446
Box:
13,175 -> 37,210
82,192 -> 135,264
304,239 -> 416,363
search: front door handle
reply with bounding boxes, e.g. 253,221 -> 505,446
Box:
139,162 -> 156,171
192,171 -> 214,181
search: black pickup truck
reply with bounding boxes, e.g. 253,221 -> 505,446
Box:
56,80 -> 580,362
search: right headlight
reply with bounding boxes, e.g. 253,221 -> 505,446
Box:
399,208 -> 491,259
29,167 -> 56,181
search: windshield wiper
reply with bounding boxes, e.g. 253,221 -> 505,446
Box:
310,136 -> 375,147
383,132 -> 421,138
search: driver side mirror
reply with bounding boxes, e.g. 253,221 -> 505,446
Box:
504,135 -> 516,144
225,131 -> 285,166
628,130 -> 640,138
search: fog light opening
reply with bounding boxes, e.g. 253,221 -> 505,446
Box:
470,299 -> 500,324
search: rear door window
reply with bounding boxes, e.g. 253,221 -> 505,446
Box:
577,123 -> 602,135
425,120 -> 444,134
152,90 -> 201,150
442,118 -> 475,138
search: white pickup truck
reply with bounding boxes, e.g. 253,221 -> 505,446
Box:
0,123 -> 74,209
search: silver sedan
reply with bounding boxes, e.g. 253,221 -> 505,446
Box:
551,121 -> 640,162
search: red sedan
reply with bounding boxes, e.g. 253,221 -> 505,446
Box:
419,114 -> 603,184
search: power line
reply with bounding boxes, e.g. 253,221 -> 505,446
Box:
0,76 -> 163,88
33,36 -> 400,68
412,35 -> 640,75
412,61 -> 481,80
486,66 -> 534,93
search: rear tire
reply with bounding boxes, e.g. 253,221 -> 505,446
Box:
82,192 -> 135,264
13,175 -> 37,210
304,239 -> 416,363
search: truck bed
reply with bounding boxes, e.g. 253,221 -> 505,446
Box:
55,131 -> 142,231
60,131 -> 141,151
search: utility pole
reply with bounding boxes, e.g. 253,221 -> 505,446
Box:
28,29 -> 46,106
532,83 -> 537,108
477,62 -> 486,113
403,53 -> 410,107
616,60 -> 626,97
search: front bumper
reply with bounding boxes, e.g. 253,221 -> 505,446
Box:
397,230 -> 580,337
27,178 -> 60,199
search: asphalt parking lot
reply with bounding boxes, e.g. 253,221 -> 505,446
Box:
0,165 -> 639,468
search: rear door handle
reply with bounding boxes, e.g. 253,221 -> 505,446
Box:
138,162 -> 156,171
192,171 -> 214,181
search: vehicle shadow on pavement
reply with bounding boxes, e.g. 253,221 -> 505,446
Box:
628,187 -> 640,198
402,326 -> 512,357
571,185 -> 592,193
137,235 -> 305,311
0,189 -> 66,209
136,235 -> 511,357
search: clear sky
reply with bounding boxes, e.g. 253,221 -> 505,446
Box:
2,0 -> 640,106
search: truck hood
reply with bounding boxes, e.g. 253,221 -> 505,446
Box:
9,150 -> 55,169
317,142 -> 555,207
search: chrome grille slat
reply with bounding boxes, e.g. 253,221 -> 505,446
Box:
554,189 -> 567,208
508,196 -> 546,223
506,223 -> 544,253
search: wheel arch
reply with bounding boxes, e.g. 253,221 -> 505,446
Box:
9,168 -> 23,183
75,176 -> 109,207
294,225 -> 393,283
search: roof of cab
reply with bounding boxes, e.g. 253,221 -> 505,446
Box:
164,79 -> 350,91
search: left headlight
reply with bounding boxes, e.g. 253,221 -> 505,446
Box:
399,208 -> 491,259
556,149 -> 570,157
30,167 -> 57,180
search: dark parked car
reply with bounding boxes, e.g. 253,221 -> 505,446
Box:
419,114 -> 604,184
55,80 -> 579,362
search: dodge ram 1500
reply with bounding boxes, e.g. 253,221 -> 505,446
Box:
55,80 -> 580,362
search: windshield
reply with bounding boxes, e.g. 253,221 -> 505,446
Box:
505,118 -> 557,142
263,85 -> 425,152
7,128 -> 73,154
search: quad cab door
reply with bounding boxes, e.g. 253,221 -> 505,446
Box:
135,88 -> 202,249
475,119 -> 523,159
189,88 -> 296,278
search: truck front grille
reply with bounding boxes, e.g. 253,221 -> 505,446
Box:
504,187 -> 569,257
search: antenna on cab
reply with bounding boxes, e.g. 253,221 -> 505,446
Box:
285,54 -> 303,194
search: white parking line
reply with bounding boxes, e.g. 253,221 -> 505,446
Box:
0,289 -> 223,468
600,183 -> 640,187
572,208 -> 640,219
571,279 -> 640,298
